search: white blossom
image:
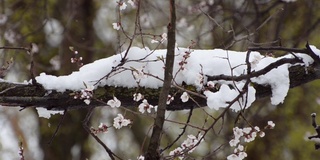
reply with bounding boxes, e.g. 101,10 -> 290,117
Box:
237,144 -> 244,152
254,126 -> 260,132
259,131 -> 265,137
30,43 -> 39,54
182,135 -> 198,153
244,132 -> 256,142
267,121 -> 275,128
137,155 -> 144,160
238,152 -> 247,159
233,127 -> 244,139
151,39 -> 159,43
166,95 -> 174,105
227,154 -> 239,160
160,33 -> 167,43
181,134 -> 203,153
169,147 -> 184,159
242,127 -> 252,134
133,67 -> 145,80
180,92 -> 189,103
113,114 -> 131,129
0,14 -> 7,25
119,2 -> 127,10
195,73 -> 204,87
133,93 -> 143,102
4,29 -> 16,44
229,138 -> 240,147
112,22 -> 121,30
169,133 -> 203,158
138,99 -> 154,113
227,151 -> 247,160
91,123 -> 108,134
154,105 -> 158,112
98,123 -> 108,132
107,96 -> 121,108
84,99 -> 91,105
128,0 -> 135,6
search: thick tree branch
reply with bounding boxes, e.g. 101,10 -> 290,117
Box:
0,62 -> 320,111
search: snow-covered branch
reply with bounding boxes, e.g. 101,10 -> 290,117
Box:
0,44 -> 320,112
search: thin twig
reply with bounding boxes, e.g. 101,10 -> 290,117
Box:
82,106 -> 122,160
161,106 -> 194,153
48,109 -> 67,145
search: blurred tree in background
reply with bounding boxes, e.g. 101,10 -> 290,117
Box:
0,0 -> 320,159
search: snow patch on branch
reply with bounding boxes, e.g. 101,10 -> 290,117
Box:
33,45 -> 320,111
251,57 -> 289,105
36,108 -> 64,119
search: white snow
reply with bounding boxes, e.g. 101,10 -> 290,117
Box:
36,108 -> 64,119
33,45 -> 320,111
251,56 -> 290,105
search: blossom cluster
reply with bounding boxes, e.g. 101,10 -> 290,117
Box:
227,121 -> 275,160
112,0 -> 136,30
91,114 -> 131,134
195,73 -> 204,88
169,133 -> 203,159
73,84 -> 94,105
69,46 -> 83,67
91,123 -> 109,135
132,67 -> 146,81
133,93 -> 158,114
150,33 -> 168,44
138,99 -> 157,114
178,51 -> 191,70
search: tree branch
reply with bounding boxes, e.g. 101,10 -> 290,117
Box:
0,61 -> 319,111
145,0 -> 176,159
